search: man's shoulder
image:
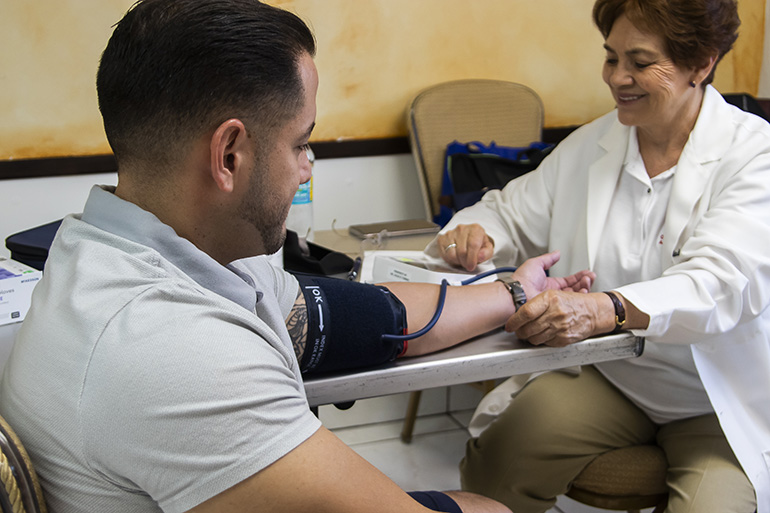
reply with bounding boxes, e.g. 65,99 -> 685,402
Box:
54,214 -> 174,272
42,217 -> 188,316
30,216 -> 296,369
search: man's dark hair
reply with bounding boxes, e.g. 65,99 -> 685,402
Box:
96,0 -> 316,170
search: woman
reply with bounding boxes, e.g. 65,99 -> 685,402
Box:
427,1 -> 769,511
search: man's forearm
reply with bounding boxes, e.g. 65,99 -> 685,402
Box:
384,280 -> 515,356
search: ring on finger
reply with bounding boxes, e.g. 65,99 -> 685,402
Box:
444,243 -> 457,252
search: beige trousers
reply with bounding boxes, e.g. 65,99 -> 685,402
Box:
460,366 -> 756,513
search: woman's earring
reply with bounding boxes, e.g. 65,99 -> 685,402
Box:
689,81 -> 697,88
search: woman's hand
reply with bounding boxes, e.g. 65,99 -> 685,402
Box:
505,291 -> 614,347
437,224 -> 495,271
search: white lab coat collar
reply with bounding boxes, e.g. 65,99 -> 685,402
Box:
662,85 -> 731,266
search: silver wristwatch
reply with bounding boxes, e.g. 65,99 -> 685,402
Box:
497,278 -> 527,311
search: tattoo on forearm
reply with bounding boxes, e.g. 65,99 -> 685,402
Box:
287,291 -> 309,361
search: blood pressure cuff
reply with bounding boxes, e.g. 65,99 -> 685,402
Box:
294,273 -> 408,374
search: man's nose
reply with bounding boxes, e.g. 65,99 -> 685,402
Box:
301,147 -> 314,183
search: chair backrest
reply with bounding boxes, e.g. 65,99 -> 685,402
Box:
0,415 -> 47,513
407,79 -> 544,220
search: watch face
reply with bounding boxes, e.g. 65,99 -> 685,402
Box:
508,280 -> 527,309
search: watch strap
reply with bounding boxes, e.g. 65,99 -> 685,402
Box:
603,291 -> 626,333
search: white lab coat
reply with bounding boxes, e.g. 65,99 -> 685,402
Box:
427,86 -> 770,511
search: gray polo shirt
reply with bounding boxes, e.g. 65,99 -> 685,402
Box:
0,185 -> 320,513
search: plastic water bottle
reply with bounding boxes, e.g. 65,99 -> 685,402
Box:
286,146 -> 315,245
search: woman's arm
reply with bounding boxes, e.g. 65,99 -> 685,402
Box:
504,290 -> 649,347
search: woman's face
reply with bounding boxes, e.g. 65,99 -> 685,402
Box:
602,14 -> 698,132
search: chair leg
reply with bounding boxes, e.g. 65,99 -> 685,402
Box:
400,390 -> 422,443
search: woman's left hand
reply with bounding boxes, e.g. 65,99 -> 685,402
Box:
504,291 -> 613,347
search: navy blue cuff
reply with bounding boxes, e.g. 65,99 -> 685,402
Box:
407,491 -> 462,513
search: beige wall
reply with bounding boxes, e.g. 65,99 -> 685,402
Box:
0,2 -> 128,160
0,0 -> 764,160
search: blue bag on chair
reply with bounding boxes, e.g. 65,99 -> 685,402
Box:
434,140 -> 554,226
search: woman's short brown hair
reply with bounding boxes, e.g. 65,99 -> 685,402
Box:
592,0 -> 740,85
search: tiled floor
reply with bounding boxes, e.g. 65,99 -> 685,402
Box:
321,395 -> 654,513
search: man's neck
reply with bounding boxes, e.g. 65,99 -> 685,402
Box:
117,180 -> 269,266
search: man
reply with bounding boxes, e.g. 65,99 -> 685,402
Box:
0,1 -> 593,512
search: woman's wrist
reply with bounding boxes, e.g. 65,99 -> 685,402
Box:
591,291 -> 619,336
596,291 -> 650,334
603,291 -> 626,333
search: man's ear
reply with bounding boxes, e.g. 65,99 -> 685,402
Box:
209,118 -> 251,193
